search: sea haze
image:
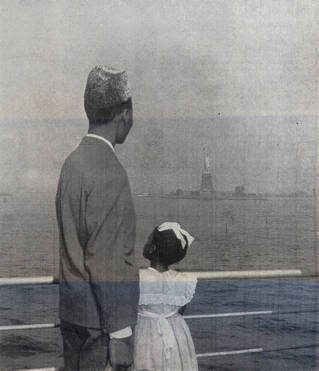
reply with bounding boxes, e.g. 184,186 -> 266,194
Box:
0,115 -> 317,195
0,115 -> 317,276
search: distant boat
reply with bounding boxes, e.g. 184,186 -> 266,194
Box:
159,192 -> 266,201
0,193 -> 12,203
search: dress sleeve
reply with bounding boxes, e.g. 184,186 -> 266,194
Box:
180,272 -> 198,304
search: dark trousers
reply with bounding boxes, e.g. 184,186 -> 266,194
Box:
60,320 -> 109,371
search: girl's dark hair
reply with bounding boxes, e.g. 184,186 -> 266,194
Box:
143,228 -> 188,266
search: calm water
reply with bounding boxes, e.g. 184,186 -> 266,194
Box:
0,193 -> 317,276
0,194 -> 318,370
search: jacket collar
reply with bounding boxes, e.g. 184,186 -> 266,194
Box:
84,134 -> 115,152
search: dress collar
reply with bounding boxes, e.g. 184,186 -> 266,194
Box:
148,267 -> 172,275
148,267 -> 158,273
86,134 -> 115,152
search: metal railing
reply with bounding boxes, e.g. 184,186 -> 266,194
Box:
0,269 -> 302,286
2,268 -> 316,371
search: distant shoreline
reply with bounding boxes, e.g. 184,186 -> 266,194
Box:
136,194 -> 315,201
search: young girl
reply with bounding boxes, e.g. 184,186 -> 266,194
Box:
134,222 -> 198,371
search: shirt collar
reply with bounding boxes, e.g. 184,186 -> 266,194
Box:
86,134 -> 115,152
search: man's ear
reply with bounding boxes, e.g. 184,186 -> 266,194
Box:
123,107 -> 133,128
120,107 -> 129,120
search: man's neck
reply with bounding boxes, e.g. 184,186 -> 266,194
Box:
88,122 -> 117,146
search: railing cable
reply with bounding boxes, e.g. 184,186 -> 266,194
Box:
0,269 -> 303,286
2,308 -> 319,331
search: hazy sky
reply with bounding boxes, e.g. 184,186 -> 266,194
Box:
0,0 -> 318,120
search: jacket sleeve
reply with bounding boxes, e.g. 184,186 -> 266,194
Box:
84,167 -> 139,333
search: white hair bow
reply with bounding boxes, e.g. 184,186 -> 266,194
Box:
157,222 -> 194,249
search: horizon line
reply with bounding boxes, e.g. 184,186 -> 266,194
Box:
0,113 -> 318,122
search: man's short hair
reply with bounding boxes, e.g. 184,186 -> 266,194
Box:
86,97 -> 132,126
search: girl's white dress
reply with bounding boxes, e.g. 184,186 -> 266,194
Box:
134,267 -> 198,371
